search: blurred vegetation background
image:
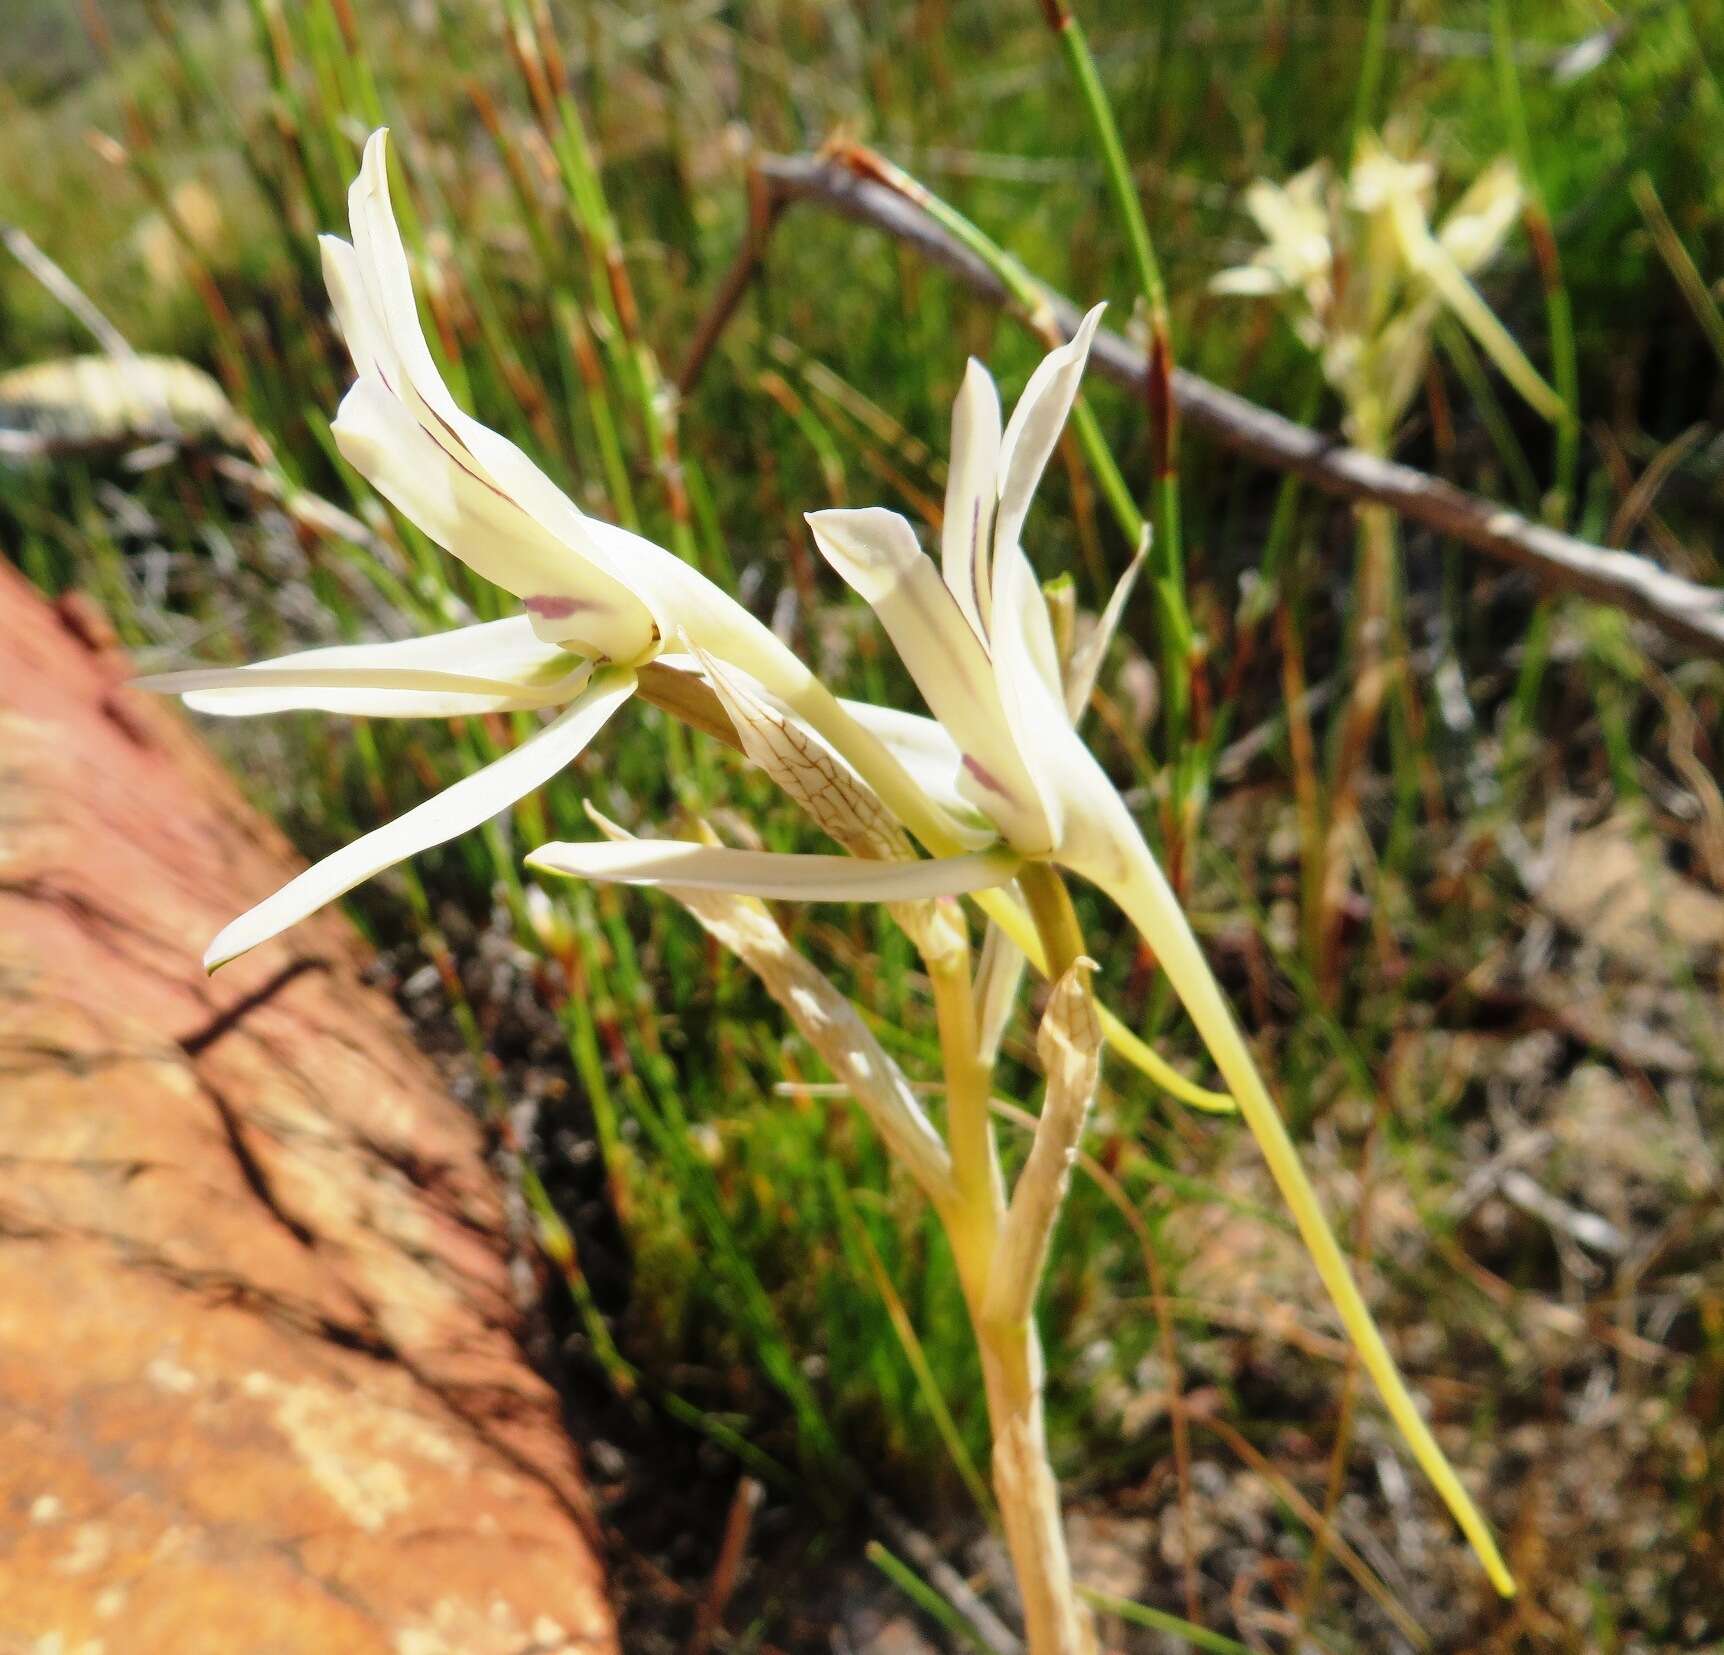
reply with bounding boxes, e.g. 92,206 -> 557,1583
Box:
2,2 -> 1721,1650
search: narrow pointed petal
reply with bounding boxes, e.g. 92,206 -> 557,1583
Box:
1435,156 -> 1523,275
331,379 -> 648,661
989,538 -> 1090,845
973,917 -> 1028,1066
346,131 -> 611,548
1064,534 -> 1148,721
320,234 -> 387,385
993,303 -> 1106,565
528,838 -> 1019,904
203,667 -> 636,971
807,506 -> 1053,854
1063,805 -> 1515,1596
1242,176 -> 1303,244
940,358 -> 1002,639
333,132 -> 653,661
138,617 -> 581,718
1210,264 -> 1289,298
1387,191 -> 1562,423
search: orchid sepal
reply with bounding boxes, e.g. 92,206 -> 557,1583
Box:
526,837 -> 1022,905
201,666 -> 636,973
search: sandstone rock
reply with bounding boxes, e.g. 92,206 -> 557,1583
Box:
0,557 -> 615,1654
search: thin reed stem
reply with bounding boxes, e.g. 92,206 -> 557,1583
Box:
835,144 -> 1146,563
1036,0 -> 1196,800
1489,0 -> 1581,523
1318,494 -> 1398,1000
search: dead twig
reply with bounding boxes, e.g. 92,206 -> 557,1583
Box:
683,152 -> 1724,662
686,1475 -> 763,1655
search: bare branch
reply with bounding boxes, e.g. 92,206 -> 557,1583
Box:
691,153 -> 1724,661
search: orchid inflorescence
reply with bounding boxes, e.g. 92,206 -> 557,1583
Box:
1214,129 -> 1560,449
143,130 -> 1514,1640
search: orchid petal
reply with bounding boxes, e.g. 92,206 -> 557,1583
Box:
940,358 -> 1002,639
203,666 -> 636,970
993,303 -> 1105,566
1435,156 -> 1523,276
1243,175 -> 1307,244
330,378 -> 647,660
138,617 -> 580,718
988,540 -> 1081,845
331,133 -> 654,661
346,133 -> 617,555
1209,265 -> 1287,298
595,517 -> 985,848
973,916 -> 1028,1066
527,838 -> 1019,904
1387,190 -> 1562,423
807,506 -> 1053,854
1065,535 -> 1148,721
834,699 -> 996,846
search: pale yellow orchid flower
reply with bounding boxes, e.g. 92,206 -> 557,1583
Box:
1210,161 -> 1335,318
530,312 -> 1514,1596
1214,133 -> 1556,443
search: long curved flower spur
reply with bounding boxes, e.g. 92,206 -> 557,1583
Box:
532,309 -> 1516,1596
137,128 -> 1007,970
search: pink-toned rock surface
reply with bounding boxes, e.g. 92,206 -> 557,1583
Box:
0,557 -> 615,1653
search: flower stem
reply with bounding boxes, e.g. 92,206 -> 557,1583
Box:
1318,493 -> 1398,999
1038,2 -> 1195,773
927,931 -> 1004,1226
924,870 -> 1096,1653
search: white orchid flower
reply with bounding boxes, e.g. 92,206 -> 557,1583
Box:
530,312 -> 1514,1594
140,129 -> 989,971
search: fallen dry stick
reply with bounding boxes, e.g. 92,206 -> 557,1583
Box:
682,152 -> 1724,661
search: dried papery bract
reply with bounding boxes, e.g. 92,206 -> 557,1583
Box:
579,808 -> 957,1209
